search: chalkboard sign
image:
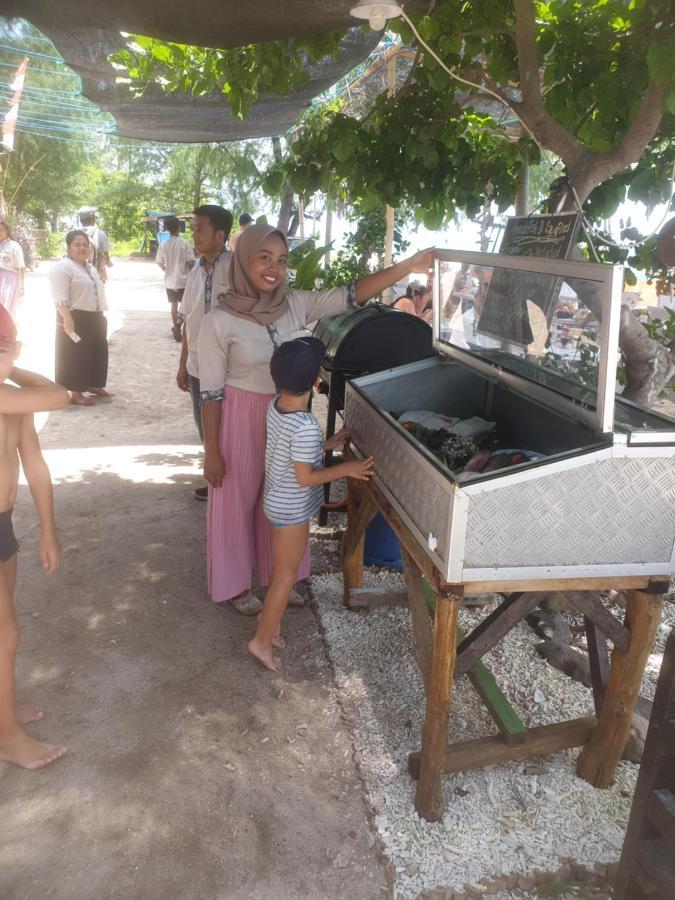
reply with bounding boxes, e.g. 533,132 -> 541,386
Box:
476,213 -> 581,347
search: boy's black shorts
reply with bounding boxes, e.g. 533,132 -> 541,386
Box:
166,288 -> 184,304
0,507 -> 19,562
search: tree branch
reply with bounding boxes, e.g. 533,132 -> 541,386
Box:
599,81 -> 667,176
510,0 -> 586,168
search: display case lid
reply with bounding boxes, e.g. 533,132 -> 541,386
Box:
432,248 -> 624,434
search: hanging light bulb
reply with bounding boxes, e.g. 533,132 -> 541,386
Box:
349,1 -> 403,32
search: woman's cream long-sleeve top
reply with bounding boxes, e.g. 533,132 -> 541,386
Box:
49,257 -> 107,312
198,283 -> 356,401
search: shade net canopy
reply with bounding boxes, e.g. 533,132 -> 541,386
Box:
8,1 -> 381,142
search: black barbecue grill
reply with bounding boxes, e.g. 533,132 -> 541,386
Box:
313,303 -> 434,522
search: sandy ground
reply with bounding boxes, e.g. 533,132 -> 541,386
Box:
0,260 -> 387,900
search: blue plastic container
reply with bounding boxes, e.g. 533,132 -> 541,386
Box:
364,513 -> 403,571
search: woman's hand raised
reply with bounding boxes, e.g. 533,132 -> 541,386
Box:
405,247 -> 434,277
204,450 -> 226,487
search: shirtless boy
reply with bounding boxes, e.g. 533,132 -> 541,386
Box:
0,304 -> 69,769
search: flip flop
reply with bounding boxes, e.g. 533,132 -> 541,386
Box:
86,388 -> 114,399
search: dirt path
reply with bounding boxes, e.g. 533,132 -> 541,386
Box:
0,260 -> 386,900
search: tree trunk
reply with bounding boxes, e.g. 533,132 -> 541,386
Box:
515,158 -> 530,216
287,208 -> 300,238
277,183 -> 294,235
193,167 -> 204,209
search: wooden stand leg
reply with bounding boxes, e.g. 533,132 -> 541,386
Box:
577,590 -> 664,787
415,585 -> 462,822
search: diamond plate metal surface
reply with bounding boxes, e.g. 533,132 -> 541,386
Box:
345,386 -> 454,563
465,456 -> 675,569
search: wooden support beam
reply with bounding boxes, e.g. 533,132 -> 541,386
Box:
585,616 -> 610,716
616,630 -> 675,897
344,587 -> 408,610
645,790 -> 675,850
455,592 -> 540,679
635,840 -> 675,896
577,590 -> 664,788
402,548 -> 435,694
462,576 -> 665,594
408,716 -> 597,779
415,586 -> 462,822
568,592 -> 629,651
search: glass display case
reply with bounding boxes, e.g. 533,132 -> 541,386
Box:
344,249 -> 675,584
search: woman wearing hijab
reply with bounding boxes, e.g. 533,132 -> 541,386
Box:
197,224 -> 432,614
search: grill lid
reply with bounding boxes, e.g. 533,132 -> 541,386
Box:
313,303 -> 433,373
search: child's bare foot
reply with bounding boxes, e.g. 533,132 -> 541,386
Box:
0,728 -> 67,770
255,613 -> 286,649
16,703 -> 44,725
247,638 -> 282,672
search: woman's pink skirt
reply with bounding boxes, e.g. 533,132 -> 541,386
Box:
206,385 -> 311,603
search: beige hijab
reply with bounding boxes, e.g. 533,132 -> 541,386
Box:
218,223 -> 289,325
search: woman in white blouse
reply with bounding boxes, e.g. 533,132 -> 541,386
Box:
198,223 -> 431,615
0,219 -> 26,318
49,230 -> 111,407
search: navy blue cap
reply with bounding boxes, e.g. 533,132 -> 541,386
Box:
270,337 -> 326,394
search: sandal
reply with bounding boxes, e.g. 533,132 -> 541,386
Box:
288,589 -> 306,607
231,592 -> 263,616
171,325 -> 183,343
70,394 -> 95,407
86,388 -> 114,399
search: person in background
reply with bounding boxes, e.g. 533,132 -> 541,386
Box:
247,337 -> 373,671
229,213 -> 254,252
0,303 -> 69,769
394,280 -> 433,322
0,220 -> 26,319
197,223 -> 431,615
49,230 -> 112,407
156,216 -> 195,342
78,209 -> 113,284
176,205 -> 233,500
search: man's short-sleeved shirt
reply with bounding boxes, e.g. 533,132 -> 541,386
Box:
156,235 -> 195,290
264,400 -> 324,526
178,249 -> 232,378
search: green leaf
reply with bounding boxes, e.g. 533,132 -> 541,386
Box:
623,268 -> 637,286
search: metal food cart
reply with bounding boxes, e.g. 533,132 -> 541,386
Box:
340,249 -> 675,821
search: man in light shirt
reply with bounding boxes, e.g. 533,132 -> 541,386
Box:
176,205 -> 233,500
156,216 -> 195,342
228,212 -> 253,252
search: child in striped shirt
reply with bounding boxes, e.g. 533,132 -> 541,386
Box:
247,337 -> 373,672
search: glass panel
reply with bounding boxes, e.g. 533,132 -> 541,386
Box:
437,259 -> 606,410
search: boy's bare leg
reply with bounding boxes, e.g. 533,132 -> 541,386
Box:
248,523 -> 309,672
255,611 -> 285,649
0,557 -> 66,770
0,556 -> 38,722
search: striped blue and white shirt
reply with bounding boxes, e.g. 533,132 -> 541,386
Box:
264,400 -> 324,526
